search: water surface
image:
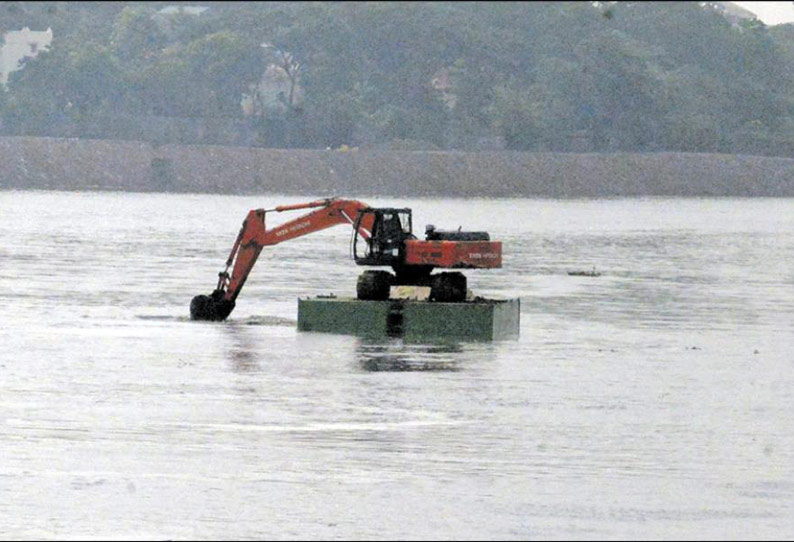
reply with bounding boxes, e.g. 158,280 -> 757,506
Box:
1,192 -> 792,540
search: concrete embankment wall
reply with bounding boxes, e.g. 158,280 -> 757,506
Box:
1,136 -> 793,197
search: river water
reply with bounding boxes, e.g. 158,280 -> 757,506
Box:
1,191 -> 792,540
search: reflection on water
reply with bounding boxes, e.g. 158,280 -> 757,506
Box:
222,321 -> 261,374
355,339 -> 464,372
1,192 -> 793,540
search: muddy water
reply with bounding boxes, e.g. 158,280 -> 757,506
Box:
1,191 -> 792,540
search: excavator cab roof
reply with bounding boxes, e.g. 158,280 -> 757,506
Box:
359,207 -> 412,216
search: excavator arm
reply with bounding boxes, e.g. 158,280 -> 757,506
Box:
190,198 -> 373,321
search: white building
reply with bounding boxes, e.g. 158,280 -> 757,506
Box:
0,27 -> 53,86
707,2 -> 758,26
157,5 -> 209,16
241,62 -> 303,116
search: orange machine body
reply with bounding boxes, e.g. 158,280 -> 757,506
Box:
404,240 -> 502,269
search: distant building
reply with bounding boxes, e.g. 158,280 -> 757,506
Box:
241,63 -> 303,115
430,67 -> 457,110
0,27 -> 53,86
157,5 -> 209,16
706,2 -> 758,26
153,5 -> 210,37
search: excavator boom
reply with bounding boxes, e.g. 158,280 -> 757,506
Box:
190,198 -> 372,321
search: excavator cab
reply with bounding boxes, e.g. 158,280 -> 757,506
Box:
352,208 -> 415,266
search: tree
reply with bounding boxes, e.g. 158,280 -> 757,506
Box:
109,5 -> 166,64
4,37 -> 122,134
2,1 -> 794,156
261,44 -> 302,110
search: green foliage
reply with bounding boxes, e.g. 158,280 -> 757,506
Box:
110,5 -> 166,63
1,1 -> 794,156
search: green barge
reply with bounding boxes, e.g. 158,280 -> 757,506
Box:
297,296 -> 520,342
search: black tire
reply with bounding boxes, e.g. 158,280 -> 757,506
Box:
430,272 -> 467,302
357,270 -> 393,301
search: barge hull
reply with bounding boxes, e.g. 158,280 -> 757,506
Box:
297,297 -> 520,341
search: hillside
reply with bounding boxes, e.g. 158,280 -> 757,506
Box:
1,1 -> 794,163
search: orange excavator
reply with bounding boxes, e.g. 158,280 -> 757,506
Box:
190,197 -> 502,321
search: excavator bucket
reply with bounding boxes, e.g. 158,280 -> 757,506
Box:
190,289 -> 235,321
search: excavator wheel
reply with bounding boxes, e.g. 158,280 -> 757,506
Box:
190,290 -> 236,321
356,270 -> 393,301
430,272 -> 467,303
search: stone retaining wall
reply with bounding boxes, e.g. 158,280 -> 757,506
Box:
1,136 -> 793,197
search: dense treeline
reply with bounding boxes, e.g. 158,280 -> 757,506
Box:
1,1 -> 794,156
